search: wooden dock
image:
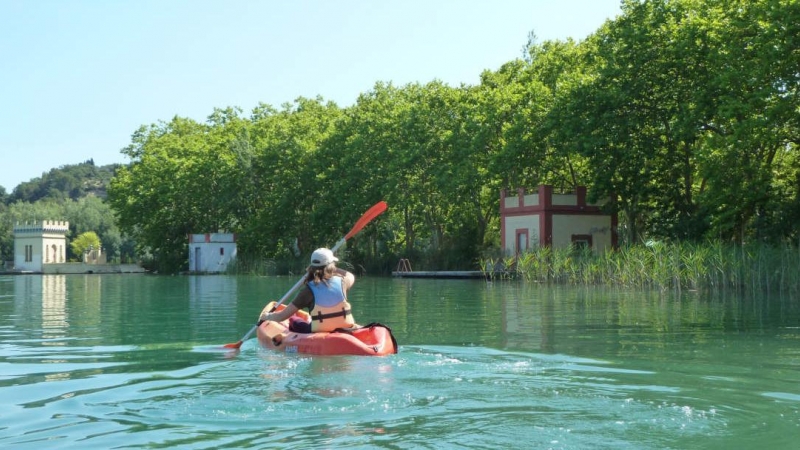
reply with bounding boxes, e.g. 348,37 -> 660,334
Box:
391,270 -> 486,279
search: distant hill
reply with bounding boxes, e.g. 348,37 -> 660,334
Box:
5,160 -> 123,204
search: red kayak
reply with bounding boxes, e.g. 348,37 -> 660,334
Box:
256,302 -> 398,356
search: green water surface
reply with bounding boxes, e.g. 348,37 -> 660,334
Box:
1,274 -> 798,449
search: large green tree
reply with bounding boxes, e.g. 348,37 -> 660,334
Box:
694,0 -> 800,242
545,0 -> 799,245
110,116 -> 236,272
238,97 -> 344,261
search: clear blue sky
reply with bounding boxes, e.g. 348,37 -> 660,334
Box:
0,0 -> 621,192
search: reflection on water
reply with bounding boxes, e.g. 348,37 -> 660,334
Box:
188,275 -> 239,342
12,274 -> 104,343
0,275 -> 798,449
41,275 -> 68,336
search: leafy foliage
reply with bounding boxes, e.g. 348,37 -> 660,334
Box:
70,231 -> 102,260
6,160 -> 119,204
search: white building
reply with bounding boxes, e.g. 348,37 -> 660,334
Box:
188,233 -> 237,273
13,220 -> 70,272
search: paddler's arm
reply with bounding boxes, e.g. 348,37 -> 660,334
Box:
336,268 -> 355,292
259,303 -> 297,322
260,303 -> 298,323
260,287 -> 313,323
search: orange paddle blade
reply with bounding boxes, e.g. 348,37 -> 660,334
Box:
344,201 -> 387,240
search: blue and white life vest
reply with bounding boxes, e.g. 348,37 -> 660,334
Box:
307,276 -> 355,332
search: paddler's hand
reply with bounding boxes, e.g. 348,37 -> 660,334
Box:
259,303 -> 275,322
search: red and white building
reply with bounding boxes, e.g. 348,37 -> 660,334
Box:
500,185 -> 617,256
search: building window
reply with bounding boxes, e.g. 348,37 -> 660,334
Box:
220,247 -> 225,255
571,234 -> 592,254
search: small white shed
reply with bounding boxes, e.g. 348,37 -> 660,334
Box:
188,233 -> 237,273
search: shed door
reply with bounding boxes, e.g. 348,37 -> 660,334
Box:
194,247 -> 201,272
516,230 -> 529,254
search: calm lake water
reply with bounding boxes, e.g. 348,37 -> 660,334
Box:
1,274 -> 799,449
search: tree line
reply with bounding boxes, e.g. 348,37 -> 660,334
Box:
7,0 -> 798,275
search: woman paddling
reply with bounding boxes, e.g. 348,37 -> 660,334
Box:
259,248 -> 356,333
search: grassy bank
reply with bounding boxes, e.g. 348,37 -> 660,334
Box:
482,242 -> 800,295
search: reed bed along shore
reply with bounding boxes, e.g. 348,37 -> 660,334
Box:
482,242 -> 800,296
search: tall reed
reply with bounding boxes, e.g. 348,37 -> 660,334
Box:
484,242 -> 800,294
